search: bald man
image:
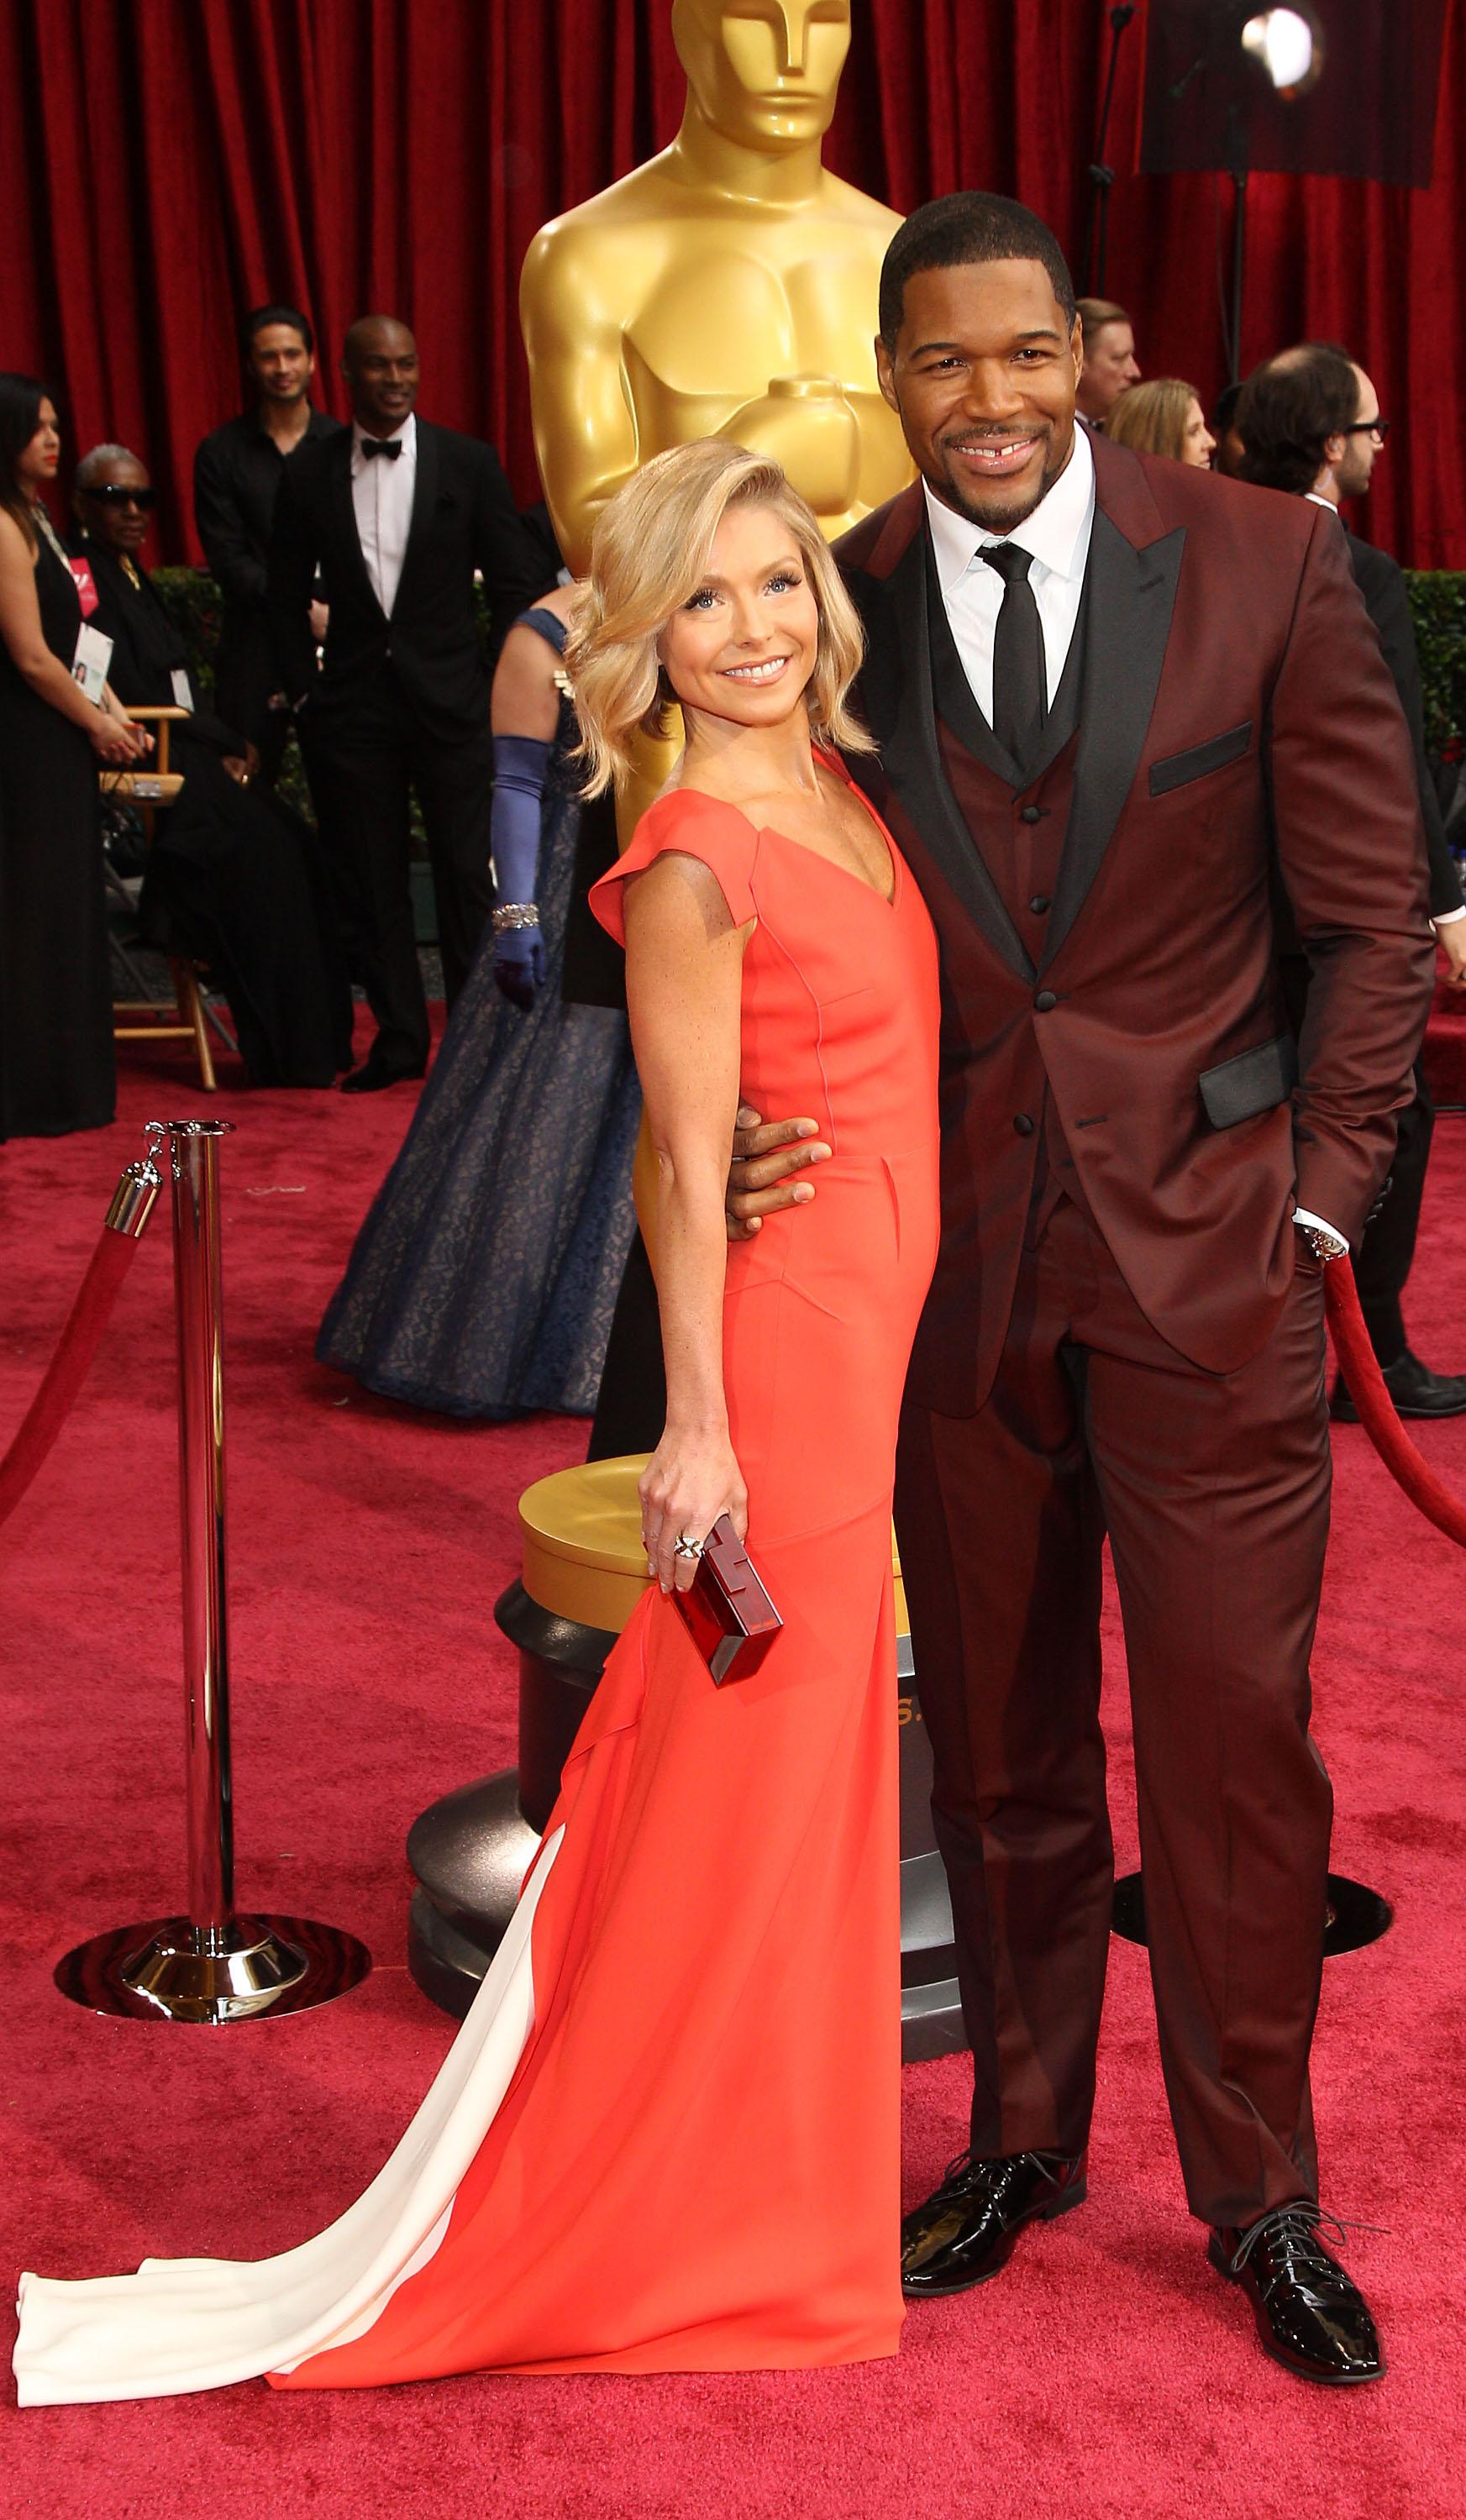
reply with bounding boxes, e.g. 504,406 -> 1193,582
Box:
267,316 -> 544,1088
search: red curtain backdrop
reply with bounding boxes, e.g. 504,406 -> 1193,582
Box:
2,0 -> 1461,567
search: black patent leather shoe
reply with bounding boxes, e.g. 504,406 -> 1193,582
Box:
1331,1349 -> 1466,1420
901,2148 -> 1087,2297
1209,2203 -> 1384,2384
340,1056 -> 427,1095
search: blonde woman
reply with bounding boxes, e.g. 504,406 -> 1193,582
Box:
16,441 -> 943,2400
1106,376 -> 1216,467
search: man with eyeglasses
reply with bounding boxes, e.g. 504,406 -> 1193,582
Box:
1237,341 -> 1466,1420
193,305 -> 339,787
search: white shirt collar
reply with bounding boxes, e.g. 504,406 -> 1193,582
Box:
1305,489 -> 1341,513
923,421 -> 1096,596
351,411 -> 416,459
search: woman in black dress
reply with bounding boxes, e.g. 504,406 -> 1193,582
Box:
0,376 -> 148,1139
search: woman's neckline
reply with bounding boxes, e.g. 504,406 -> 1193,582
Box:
659,753 -> 897,908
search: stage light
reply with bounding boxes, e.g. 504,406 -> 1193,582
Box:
1241,8 -> 1322,97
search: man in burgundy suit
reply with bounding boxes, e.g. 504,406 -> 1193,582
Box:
733,197 -> 1434,2383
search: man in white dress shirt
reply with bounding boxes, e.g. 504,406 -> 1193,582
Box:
268,317 -> 543,1087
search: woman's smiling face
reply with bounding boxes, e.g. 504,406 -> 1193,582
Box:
658,502 -> 821,733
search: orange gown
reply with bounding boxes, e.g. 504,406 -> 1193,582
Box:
13,763 -> 941,2401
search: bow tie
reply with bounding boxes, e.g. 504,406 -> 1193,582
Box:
360,436 -> 402,459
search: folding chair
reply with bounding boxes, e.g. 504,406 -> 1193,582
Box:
103,705 -> 235,1091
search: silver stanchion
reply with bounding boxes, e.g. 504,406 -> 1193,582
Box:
56,1120 -> 371,2024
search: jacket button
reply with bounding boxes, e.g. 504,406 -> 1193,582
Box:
1013,1114 -> 1036,1137
1029,894 -> 1051,915
1020,804 -> 1044,824
1034,989 -> 1058,1012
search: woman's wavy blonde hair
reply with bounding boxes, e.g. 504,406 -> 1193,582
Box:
566,439 -> 874,795
1105,377 -> 1202,464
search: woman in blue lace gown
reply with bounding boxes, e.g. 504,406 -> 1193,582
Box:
317,596 -> 640,1417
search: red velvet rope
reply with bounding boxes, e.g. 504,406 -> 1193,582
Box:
1325,1259 -> 1466,1547
4,1199 -> 1463,1564
0,1229 -> 143,1531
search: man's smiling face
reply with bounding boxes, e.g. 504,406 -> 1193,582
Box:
876,258 -> 1083,534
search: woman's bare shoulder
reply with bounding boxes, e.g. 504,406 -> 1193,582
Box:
0,506 -> 37,563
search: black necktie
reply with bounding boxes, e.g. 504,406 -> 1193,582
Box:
979,541 -> 1047,779
360,436 -> 402,459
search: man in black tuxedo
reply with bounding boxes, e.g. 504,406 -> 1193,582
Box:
1238,341 -> 1466,1416
268,315 -> 544,1089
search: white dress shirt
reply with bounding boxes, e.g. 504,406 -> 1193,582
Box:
923,421 -> 1096,723
350,412 -> 417,617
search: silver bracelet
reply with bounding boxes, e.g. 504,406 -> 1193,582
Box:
492,902 -> 540,934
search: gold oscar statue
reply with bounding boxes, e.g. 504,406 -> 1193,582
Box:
521,0 -> 910,1235
520,0 -> 912,576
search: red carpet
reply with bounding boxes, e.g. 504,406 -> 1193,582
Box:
3,1023 -> 1464,2517
1422,963 -> 1466,1105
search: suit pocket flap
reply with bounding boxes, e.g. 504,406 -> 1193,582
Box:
1199,1032 -> 1298,1129
1149,720 -> 1253,795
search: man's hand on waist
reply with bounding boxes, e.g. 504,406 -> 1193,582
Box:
726,1105 -> 831,1243
1435,908 -> 1466,991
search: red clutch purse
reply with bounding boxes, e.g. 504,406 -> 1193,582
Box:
672,1513 -> 782,1684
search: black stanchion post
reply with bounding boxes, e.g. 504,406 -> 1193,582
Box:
1113,1872 -> 1392,1959
1080,3 -> 1137,297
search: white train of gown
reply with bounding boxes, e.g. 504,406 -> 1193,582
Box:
12,1832 -> 561,2405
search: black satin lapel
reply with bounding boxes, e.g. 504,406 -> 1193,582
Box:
394,421 -> 439,610
331,435 -> 380,614
1041,513 -> 1185,972
879,534 -> 1034,982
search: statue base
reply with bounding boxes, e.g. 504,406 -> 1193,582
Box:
407,1580 -> 966,2062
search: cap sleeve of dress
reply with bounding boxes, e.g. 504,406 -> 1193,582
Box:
588,792 -> 759,947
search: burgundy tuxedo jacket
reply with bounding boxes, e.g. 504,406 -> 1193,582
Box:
836,436 -> 1435,1414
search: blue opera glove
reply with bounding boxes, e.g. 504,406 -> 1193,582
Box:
490,732 -> 551,1009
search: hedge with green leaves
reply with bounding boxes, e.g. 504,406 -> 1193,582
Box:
1406,574 -> 1466,757
152,564 -> 1466,768
150,570 -> 499,830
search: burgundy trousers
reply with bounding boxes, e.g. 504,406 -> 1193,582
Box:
894,1185 -> 1335,2230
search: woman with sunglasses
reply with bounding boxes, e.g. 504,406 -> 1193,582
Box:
71,443 -> 353,1089
0,374 -> 149,1139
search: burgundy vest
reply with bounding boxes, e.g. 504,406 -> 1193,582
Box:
934,721 -> 1081,1240
926,555 -> 1090,1240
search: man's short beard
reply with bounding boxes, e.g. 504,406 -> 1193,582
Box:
931,426 -> 1069,535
